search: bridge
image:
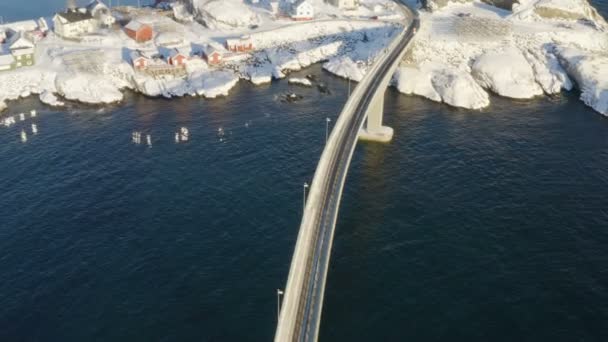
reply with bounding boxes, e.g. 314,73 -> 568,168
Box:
275,2 -> 420,341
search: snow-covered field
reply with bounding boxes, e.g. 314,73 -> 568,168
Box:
0,0 -> 606,118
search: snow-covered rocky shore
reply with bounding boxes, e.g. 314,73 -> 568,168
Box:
395,0 -> 608,115
0,0 -> 401,111
0,0 -> 606,118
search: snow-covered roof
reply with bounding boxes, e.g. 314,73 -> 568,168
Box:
86,0 -> 109,12
130,50 -> 150,62
169,48 -> 188,58
202,44 -> 222,57
154,31 -> 185,47
293,0 -> 313,9
0,20 -> 38,33
226,35 -> 252,44
125,20 -> 148,32
6,32 -> 35,50
56,10 -> 94,23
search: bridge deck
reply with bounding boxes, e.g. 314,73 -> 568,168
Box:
275,2 -> 420,341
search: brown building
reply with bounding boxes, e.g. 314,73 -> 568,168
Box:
124,20 -> 153,43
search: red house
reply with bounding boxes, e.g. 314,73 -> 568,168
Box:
168,48 -> 188,66
226,36 -> 253,52
130,50 -> 150,70
202,45 -> 223,66
124,20 -> 153,43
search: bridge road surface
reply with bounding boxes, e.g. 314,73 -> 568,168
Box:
275,1 -> 420,341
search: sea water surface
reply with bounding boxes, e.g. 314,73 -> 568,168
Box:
1,2 -> 608,342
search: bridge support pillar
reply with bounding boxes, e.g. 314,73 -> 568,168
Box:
359,92 -> 393,143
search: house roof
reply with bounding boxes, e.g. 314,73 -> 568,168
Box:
293,0 -> 312,9
56,10 -> 94,23
0,20 -> 38,33
130,50 -> 150,62
202,44 -> 222,57
169,48 -> 189,58
125,20 -> 149,32
86,0 -> 109,12
6,32 -> 34,50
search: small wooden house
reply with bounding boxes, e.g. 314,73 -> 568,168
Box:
7,32 -> 35,68
53,9 -> 98,38
226,36 -> 253,52
130,50 -> 150,70
202,45 -> 223,66
124,20 -> 153,43
291,0 -> 314,21
168,48 -> 188,66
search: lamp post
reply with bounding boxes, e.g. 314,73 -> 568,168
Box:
348,77 -> 351,96
325,117 -> 331,144
303,182 -> 309,214
277,289 -> 284,323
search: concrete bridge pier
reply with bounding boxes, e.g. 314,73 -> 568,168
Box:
359,92 -> 394,143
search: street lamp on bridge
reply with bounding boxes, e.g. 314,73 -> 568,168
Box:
325,117 -> 331,144
303,182 -> 309,214
276,288 -> 284,323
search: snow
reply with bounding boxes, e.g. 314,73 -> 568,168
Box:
189,0 -> 260,29
55,73 -> 124,104
289,77 -> 313,86
522,47 -> 572,94
190,70 -> 239,98
323,56 -> 365,81
399,0 -> 608,114
0,0 -> 606,118
472,47 -> 544,99
395,62 -> 490,109
556,46 -> 608,116
40,90 -> 65,107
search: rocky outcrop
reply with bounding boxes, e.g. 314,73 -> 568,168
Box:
472,47 -> 544,99
556,47 -> 608,116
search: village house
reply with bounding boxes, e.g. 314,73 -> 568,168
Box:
0,32 -> 36,72
167,48 -> 188,66
124,20 -> 154,43
270,0 -> 280,15
130,50 -> 150,70
291,0 -> 315,21
226,36 -> 253,52
86,0 -> 116,28
0,29 -> 6,44
6,32 -> 35,67
326,0 -> 359,10
53,9 -> 98,39
202,45 -> 223,66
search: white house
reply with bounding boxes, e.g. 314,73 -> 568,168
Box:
291,0 -> 314,20
326,0 -> 359,10
0,32 -> 36,71
130,50 -> 151,70
53,9 -> 98,38
270,0 -> 280,15
0,29 -> 7,44
86,0 -> 116,27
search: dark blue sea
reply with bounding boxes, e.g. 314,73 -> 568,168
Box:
1,1 -> 608,341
